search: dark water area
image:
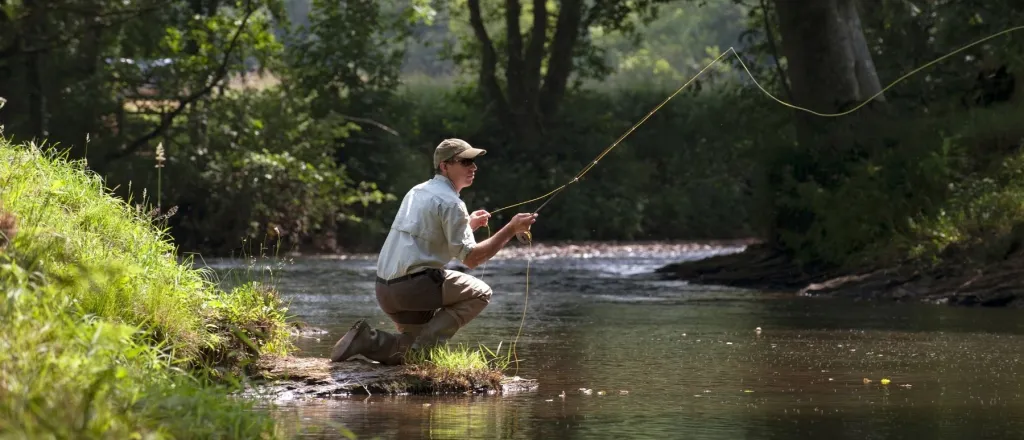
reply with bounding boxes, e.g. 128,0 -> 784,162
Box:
206,243 -> 1024,439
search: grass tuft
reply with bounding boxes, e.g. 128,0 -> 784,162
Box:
402,343 -> 513,393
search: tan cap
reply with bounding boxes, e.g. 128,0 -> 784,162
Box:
433,138 -> 487,168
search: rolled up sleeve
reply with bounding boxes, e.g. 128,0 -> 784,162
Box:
441,200 -> 476,261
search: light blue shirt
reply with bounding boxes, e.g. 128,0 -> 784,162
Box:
376,175 -> 477,280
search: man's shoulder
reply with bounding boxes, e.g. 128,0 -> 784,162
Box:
400,179 -> 456,210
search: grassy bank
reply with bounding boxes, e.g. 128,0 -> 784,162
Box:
0,140 -> 293,438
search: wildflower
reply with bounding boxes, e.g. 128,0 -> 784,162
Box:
155,142 -> 166,168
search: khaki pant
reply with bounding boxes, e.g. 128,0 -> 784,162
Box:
374,268 -> 492,338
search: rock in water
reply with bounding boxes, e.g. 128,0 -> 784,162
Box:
243,356 -> 538,402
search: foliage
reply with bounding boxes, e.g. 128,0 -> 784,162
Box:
859,0 -> 1024,112
766,98 -> 1024,269
4,0 -> 1024,279
0,140 -> 291,437
158,86 -> 390,254
589,1 -> 751,86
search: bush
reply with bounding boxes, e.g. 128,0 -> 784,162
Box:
768,100 -> 1024,268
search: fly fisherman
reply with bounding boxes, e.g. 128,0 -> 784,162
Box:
331,138 -> 538,365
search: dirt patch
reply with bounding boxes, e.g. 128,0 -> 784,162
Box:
244,356 -> 538,402
0,210 -> 17,251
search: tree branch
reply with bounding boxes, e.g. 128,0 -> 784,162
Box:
467,0 -> 513,129
759,0 -> 793,103
338,113 -> 399,137
104,0 -> 256,162
540,0 -> 583,117
523,0 -> 547,99
505,0 -> 525,115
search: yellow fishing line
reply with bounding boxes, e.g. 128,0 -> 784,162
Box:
478,222 -> 531,377
478,24 -> 1024,374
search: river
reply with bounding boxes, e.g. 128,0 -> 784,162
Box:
210,242 -> 1024,439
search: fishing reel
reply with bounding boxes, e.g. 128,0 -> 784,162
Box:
516,229 -> 533,244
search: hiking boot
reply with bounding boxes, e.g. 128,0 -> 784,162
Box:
410,311 -> 461,352
330,319 -> 405,365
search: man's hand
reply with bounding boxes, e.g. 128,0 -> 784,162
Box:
508,213 -> 537,233
469,209 -> 491,230
462,212 -> 539,268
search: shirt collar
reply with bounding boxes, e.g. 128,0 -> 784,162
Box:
432,174 -> 459,195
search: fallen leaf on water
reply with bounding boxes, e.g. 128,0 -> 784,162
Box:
619,390 -> 629,395
880,378 -> 891,385
862,378 -> 872,384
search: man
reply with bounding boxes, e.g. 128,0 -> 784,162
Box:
330,138 -> 538,365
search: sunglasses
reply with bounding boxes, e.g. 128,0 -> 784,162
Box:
447,158 -> 475,167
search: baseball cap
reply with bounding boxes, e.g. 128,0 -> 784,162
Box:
433,138 -> 487,168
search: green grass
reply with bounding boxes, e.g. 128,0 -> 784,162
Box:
402,343 -> 514,392
0,139 -> 293,438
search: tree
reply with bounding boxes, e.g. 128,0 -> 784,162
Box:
773,0 -> 884,148
456,0 -> 674,147
762,0 -> 890,258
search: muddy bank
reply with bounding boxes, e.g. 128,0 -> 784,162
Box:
243,356 -> 539,402
656,243 -> 1024,308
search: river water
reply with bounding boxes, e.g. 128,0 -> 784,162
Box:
212,243 -> 1024,439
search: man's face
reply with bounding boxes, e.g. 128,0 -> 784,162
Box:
443,157 -> 477,190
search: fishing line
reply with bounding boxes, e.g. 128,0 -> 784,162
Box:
478,24 -> 1024,375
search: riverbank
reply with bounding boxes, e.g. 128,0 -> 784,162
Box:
656,242 -> 1024,308
0,143 -> 294,438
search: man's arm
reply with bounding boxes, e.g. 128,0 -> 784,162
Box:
462,213 -> 536,269
462,224 -> 518,269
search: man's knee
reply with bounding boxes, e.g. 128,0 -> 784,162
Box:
475,283 -> 493,303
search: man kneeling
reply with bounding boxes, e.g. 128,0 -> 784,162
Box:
331,138 -> 537,364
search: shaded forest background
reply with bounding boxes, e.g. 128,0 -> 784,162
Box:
1,0 -> 1023,273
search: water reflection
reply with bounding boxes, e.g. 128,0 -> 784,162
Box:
213,245 -> 1024,439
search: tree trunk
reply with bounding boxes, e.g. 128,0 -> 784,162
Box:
768,0 -> 887,251
539,0 -> 582,119
467,0 -> 515,132
468,0 -> 585,148
774,0 -> 883,119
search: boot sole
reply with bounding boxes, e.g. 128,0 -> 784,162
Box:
330,319 -> 369,362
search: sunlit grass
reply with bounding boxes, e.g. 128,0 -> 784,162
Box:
402,342 -> 514,392
0,139 -> 292,437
